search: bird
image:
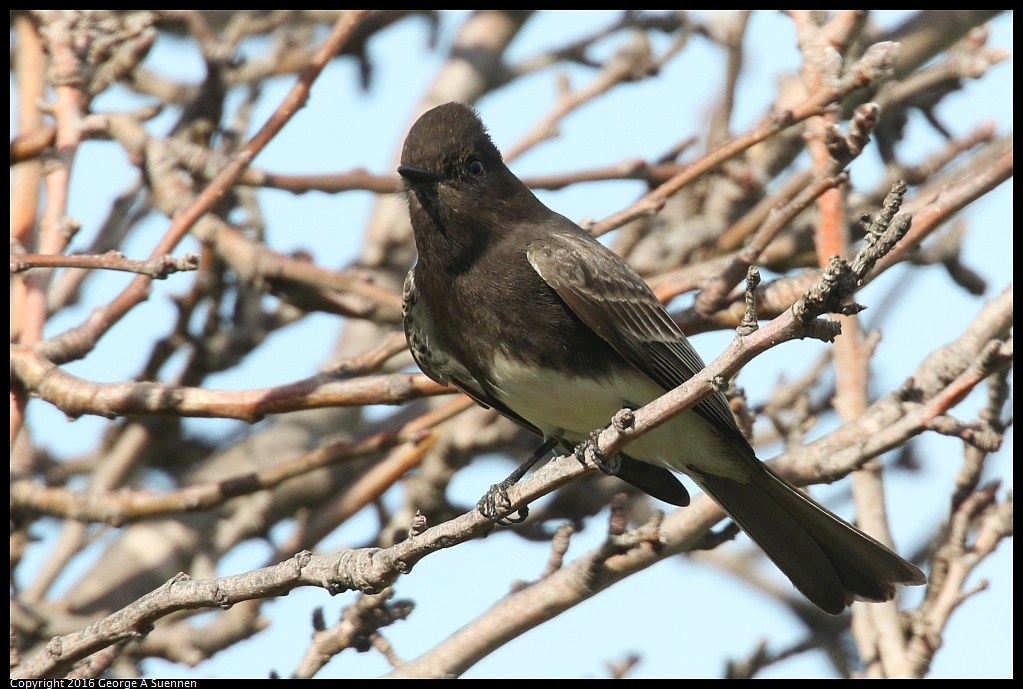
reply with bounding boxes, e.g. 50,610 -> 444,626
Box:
397,101 -> 925,615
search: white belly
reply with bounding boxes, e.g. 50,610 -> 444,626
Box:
486,354 -> 745,480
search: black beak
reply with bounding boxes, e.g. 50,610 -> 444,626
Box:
398,164 -> 445,186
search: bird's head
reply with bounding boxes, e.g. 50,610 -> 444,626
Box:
398,102 -> 531,211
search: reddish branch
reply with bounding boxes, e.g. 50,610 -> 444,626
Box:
11,345 -> 451,422
11,251 -> 200,278
874,148 -> 1013,274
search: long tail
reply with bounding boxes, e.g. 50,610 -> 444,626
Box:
695,464 -> 926,615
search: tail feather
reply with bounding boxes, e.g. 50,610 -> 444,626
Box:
617,455 -> 691,506
695,465 -> 925,615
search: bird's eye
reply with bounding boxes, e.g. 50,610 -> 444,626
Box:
468,159 -> 484,176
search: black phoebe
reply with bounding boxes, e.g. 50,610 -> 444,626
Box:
398,102 -> 925,614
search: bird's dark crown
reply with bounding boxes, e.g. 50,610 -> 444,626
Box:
400,102 -> 504,182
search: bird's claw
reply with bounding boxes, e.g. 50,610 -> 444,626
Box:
477,481 -> 529,525
574,430 -> 621,476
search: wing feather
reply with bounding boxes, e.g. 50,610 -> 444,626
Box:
527,231 -> 754,457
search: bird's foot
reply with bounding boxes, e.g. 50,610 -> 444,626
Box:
574,430 -> 621,476
476,436 -> 558,525
477,479 -> 529,525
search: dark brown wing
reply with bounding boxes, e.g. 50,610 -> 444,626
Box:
527,229 -> 755,458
